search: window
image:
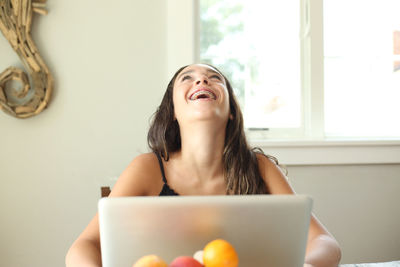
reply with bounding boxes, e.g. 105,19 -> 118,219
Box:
199,0 -> 400,139
199,0 -> 302,139
324,0 -> 400,137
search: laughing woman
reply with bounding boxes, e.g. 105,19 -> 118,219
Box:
66,64 -> 341,267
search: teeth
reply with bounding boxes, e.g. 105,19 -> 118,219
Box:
190,90 -> 216,100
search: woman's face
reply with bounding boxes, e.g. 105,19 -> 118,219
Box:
172,64 -> 231,126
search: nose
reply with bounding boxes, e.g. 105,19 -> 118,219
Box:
195,76 -> 209,85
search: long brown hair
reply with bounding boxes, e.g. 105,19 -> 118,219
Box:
147,64 -> 273,194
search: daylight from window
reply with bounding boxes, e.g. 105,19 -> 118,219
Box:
324,0 -> 400,137
199,0 -> 301,129
200,0 -> 400,138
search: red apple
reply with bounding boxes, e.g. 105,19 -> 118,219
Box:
169,256 -> 203,267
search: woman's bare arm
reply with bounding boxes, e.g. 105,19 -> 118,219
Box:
257,154 -> 341,267
65,153 -> 162,267
304,225 -> 342,267
66,214 -> 102,267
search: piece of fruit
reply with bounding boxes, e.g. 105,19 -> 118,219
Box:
169,256 -> 203,267
133,254 -> 168,267
193,250 -> 204,265
203,239 -> 239,267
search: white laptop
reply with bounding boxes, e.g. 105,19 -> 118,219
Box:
98,195 -> 312,267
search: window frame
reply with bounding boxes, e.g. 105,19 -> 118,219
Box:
166,0 -> 400,166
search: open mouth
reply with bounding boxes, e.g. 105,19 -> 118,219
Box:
189,89 -> 217,101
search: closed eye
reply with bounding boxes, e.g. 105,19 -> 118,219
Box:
210,74 -> 222,81
181,75 -> 192,81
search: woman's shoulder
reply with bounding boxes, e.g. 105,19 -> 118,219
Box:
130,152 -> 159,167
255,152 -> 294,194
127,152 -> 162,183
109,152 -> 163,196
255,152 -> 280,170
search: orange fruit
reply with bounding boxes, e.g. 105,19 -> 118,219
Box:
132,254 -> 168,267
203,239 -> 239,267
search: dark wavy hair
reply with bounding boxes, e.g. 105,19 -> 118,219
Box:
147,64 -> 272,194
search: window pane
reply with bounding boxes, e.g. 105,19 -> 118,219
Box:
199,0 -> 301,129
324,0 -> 400,137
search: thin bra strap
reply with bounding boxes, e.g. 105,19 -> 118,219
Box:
155,152 -> 168,183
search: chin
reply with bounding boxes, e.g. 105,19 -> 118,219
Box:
190,112 -> 229,124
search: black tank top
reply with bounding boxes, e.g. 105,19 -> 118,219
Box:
156,153 -> 269,195
156,153 -> 179,196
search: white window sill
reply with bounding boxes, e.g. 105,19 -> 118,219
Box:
250,139 -> 400,166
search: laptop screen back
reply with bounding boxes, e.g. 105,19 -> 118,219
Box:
98,195 -> 312,267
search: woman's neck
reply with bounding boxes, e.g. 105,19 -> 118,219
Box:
176,122 -> 226,181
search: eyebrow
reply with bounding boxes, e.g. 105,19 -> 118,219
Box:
176,68 -> 223,81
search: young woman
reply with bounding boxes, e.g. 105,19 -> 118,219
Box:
66,64 -> 341,267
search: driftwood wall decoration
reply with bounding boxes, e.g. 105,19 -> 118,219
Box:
0,0 -> 53,118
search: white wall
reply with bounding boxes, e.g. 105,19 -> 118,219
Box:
288,164 -> 400,264
0,1 -> 399,266
0,1 -> 167,266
